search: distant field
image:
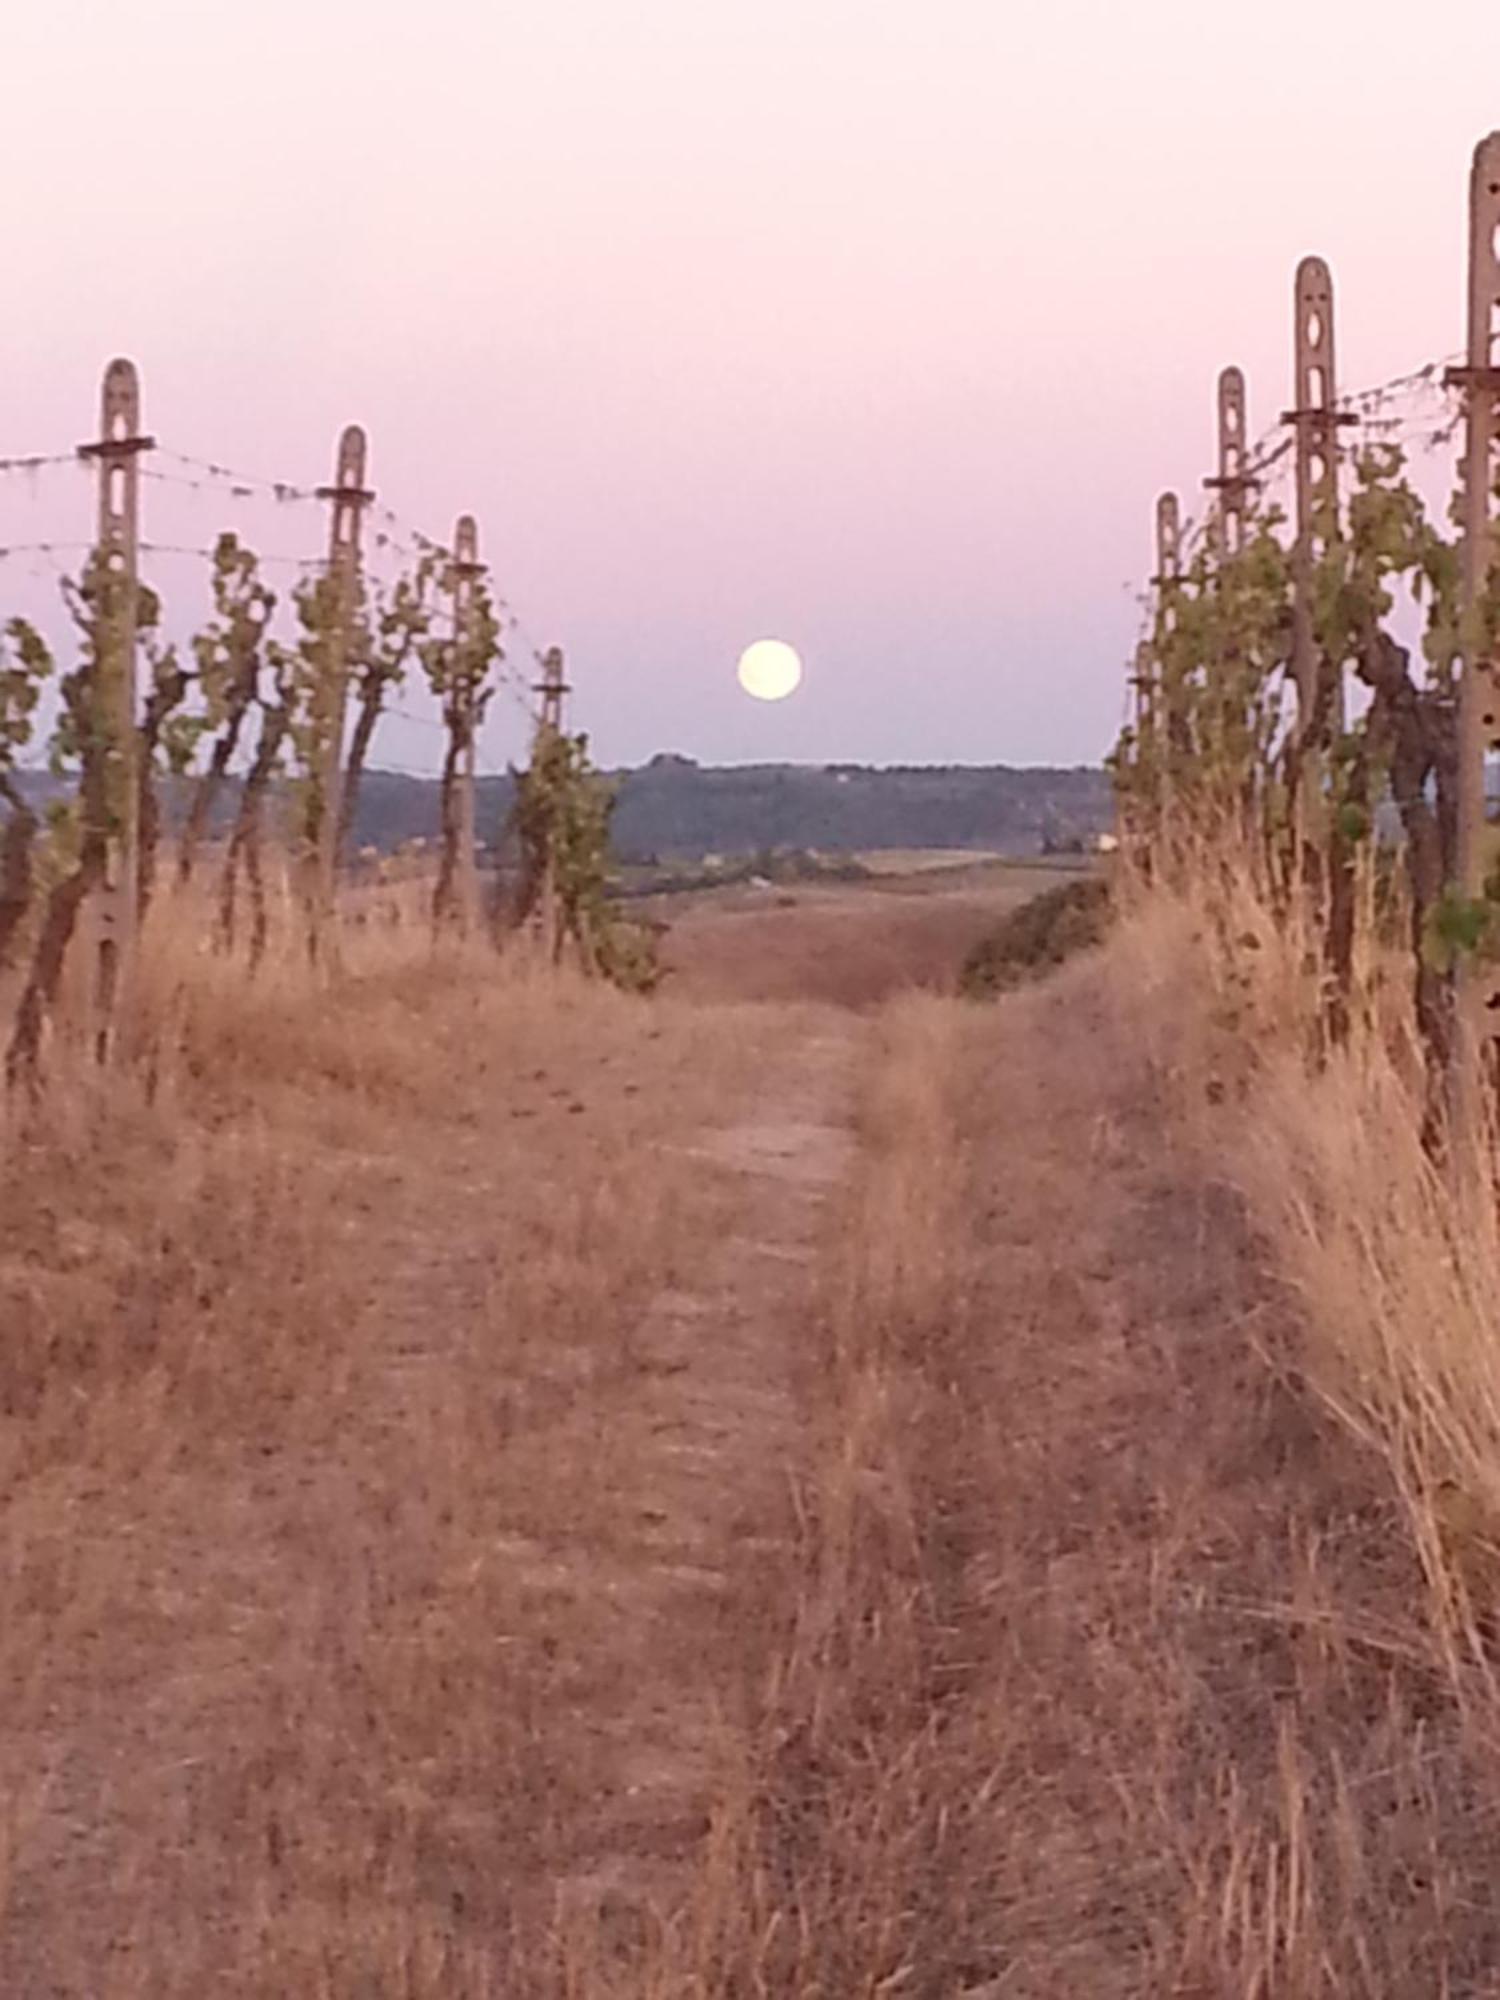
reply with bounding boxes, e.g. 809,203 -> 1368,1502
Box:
652,859 -> 1066,1006
857,847 -> 1005,874
856,846 -> 1097,879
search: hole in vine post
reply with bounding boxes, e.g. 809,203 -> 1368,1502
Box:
1307,311 -> 1324,350
108,467 -> 126,515
1310,453 -> 1328,487
1309,366 -> 1326,407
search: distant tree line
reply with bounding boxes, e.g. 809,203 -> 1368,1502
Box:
10,758 -> 1112,866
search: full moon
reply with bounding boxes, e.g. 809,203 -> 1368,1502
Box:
737,638 -> 803,702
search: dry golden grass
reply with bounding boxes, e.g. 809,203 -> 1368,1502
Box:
1111,861 -> 1500,1645
0,883 -> 824,1992
7,859 -> 1500,1993
1092,856 -> 1500,1985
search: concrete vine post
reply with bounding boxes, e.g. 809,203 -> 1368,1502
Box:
311,424 -> 373,961
1154,491 -> 1181,591
1285,257 -> 1358,1029
451,514 -> 483,937
536,643 -> 569,735
77,359 -> 153,1063
1152,490 -> 1181,847
1124,637 -> 1158,872
532,645 -> 571,956
1203,369 -> 1257,806
1131,638 -> 1156,762
1446,133 -> 1500,1158
1286,257 -> 1349,757
1208,367 -> 1251,560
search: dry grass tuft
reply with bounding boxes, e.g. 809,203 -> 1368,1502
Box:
1110,861 -> 1500,1648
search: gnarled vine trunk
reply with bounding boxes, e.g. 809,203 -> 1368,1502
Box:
219,707 -> 290,968
177,702 -> 252,887
5,835 -> 104,1090
1355,629 -> 1457,1091
431,719 -> 469,928
335,688 -> 385,869
0,777 -> 37,969
136,663 -> 190,924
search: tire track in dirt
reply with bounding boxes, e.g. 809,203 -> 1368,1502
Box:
537,1025 -> 859,1940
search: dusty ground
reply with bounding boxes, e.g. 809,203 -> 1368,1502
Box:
3,867 -> 1498,1992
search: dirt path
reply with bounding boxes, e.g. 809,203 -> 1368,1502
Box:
516,1023 -> 860,1938
0,997 -> 864,1993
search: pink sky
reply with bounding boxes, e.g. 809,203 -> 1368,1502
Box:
4,0 -> 1499,772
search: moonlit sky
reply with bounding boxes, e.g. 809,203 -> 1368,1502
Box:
5,0 -> 1500,774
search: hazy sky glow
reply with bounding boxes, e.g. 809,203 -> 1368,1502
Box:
5,0 -> 1500,773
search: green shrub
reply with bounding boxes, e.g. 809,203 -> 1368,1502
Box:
959,876 -> 1110,999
